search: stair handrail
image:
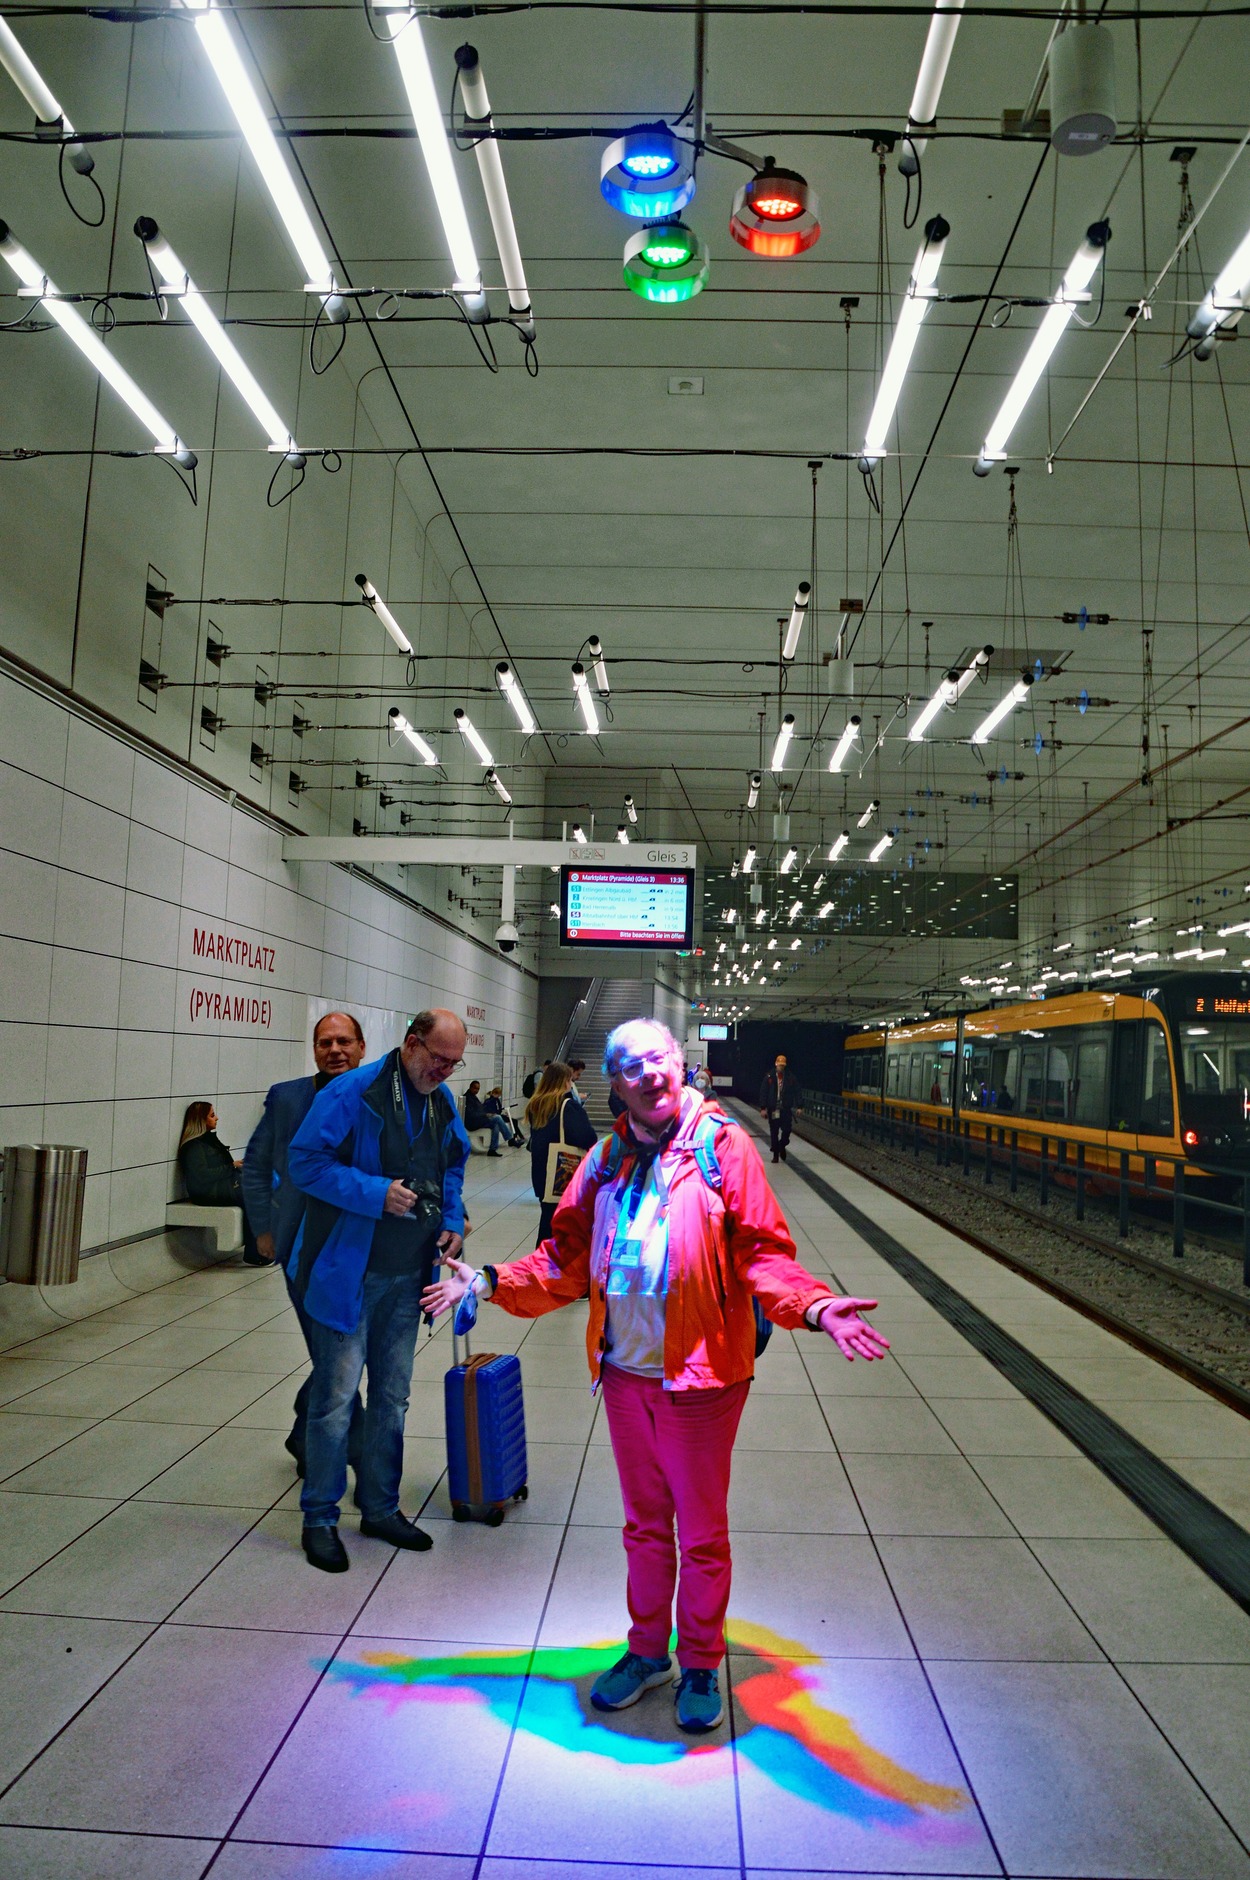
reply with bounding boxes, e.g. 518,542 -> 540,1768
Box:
556,977 -> 601,1063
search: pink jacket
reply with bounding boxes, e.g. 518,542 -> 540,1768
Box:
491,1097 -> 831,1390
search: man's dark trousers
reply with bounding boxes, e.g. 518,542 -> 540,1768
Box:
768,1111 -> 792,1160
301,1272 -> 423,1527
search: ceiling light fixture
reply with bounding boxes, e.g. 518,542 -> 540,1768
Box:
571,663 -> 600,735
179,0 -> 344,314
0,19 -> 94,175
779,848 -> 798,874
587,635 -> 611,698
376,1 -> 484,316
1128,914 -> 1155,929
624,794 -> 638,823
747,771 -> 762,809
970,674 -> 1033,744
600,125 -> 696,218
974,221 -> 1111,473
136,220 -> 301,456
389,708 -> 438,765
454,708 -> 494,766
571,823 -> 587,842
495,661 -> 536,736
908,669 -> 960,742
730,159 -> 821,257
485,767 -> 512,805
0,221 -> 192,463
770,713 -> 796,771
617,823 -> 629,844
781,581 -> 811,661
828,715 -> 861,772
828,831 -> 850,860
898,0 -> 967,174
788,899 -> 803,920
817,900 -> 835,916
453,44 -> 533,338
755,906 -> 767,925
743,845 -> 756,873
1187,218 -> 1250,357
355,574 -> 412,654
869,831 -> 896,863
860,214 -> 950,469
623,220 -> 709,304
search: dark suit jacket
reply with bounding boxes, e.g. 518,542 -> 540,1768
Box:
241,1074 -> 321,1262
759,1070 -> 802,1116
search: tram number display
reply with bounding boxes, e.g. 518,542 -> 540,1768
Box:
559,867 -> 695,950
1186,994 -> 1250,1018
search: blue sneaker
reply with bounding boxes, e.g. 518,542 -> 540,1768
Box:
674,1667 -> 724,1733
590,1650 -> 674,1712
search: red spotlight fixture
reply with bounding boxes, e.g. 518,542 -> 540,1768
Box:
730,160 -> 821,257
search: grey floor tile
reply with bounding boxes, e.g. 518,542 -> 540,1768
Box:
95,1325 -> 245,1367
841,1453 -> 1016,1538
969,1455 -> 1160,1539
744,1348 -> 813,1394
1110,1396 -> 1250,1459
353,1518 -> 564,1648
927,1395 -> 1081,1457
930,1658 -> 1250,1878
876,1320 -> 976,1357
0,1825 -> 213,1879
235,1635 -> 509,1855
481,1865 -> 732,1880
216,1849 -> 474,1879
0,1359 -> 84,1406
894,1354 -> 1022,1399
0,1622 -> 335,1837
879,1536 -> 1102,1662
226,1376 -> 306,1432
1121,1662 -> 1250,1844
113,1368 -> 291,1428
567,1442 -> 627,1528
734,1390 -> 835,1452
0,1501 -> 257,1622
0,1414 -> 96,1482
728,1530 -> 916,1658
10,1364 -> 180,1419
822,1395 -> 960,1455
1032,1537 -> 1250,1663
0,1611 -> 153,1788
0,1492 -> 118,1597
195,1330 -> 320,1373
1164,1457 -> 1250,1525
17,1323 -> 149,1364
805,1352 -> 923,1397
4,1420 -> 213,1500
173,1509 -> 391,1630
536,1522 -> 647,1649
727,1444 -> 868,1533
135,1427 -> 296,1509
1049,1354 -> 1209,1403
511,1386 -> 597,1446
734,1654 -> 999,1875
423,1441 -> 585,1528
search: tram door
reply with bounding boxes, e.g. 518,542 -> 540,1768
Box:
1110,1018 -> 1177,1171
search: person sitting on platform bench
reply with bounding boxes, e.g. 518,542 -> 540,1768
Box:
484,1085 -> 525,1146
242,1011 -> 368,1478
463,1079 -> 515,1156
177,1102 -> 263,1265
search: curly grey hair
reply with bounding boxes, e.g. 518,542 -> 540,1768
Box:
602,1017 -> 681,1079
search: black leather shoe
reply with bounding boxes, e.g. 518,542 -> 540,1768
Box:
284,1432 -> 305,1478
302,1525 -> 349,1572
359,1511 -> 434,1551
780,1146 -> 787,1161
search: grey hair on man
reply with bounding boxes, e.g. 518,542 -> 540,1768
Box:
602,1018 -> 681,1079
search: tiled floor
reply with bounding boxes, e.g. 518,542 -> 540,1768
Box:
0,1133 -> 1248,1878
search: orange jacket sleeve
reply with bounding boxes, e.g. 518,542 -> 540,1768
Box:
488,1141 -> 605,1318
715,1122 -> 831,1330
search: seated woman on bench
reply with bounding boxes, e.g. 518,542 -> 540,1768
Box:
177,1101 -> 264,1264
463,1081 -> 516,1157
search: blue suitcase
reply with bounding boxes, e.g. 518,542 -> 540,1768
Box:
444,1293 -> 527,1526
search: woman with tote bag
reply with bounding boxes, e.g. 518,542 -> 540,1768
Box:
525,1061 -> 598,1245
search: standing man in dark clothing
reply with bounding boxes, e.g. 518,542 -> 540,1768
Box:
241,1011 -> 367,1474
759,1054 -> 802,1164
287,1008 -> 471,1573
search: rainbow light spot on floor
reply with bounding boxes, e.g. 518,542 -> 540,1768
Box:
324,1620 -> 972,1835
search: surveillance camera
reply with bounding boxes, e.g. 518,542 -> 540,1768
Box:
495,920 -> 520,954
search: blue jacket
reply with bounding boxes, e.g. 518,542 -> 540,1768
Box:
241,1074 -> 320,1263
287,1053 -> 471,1334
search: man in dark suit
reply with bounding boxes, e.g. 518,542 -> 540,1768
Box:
243,1011 -> 367,1472
759,1053 -> 803,1164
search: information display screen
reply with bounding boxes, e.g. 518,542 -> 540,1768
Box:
560,867 -> 695,951
1184,991 -> 1250,1018
699,1023 -> 729,1041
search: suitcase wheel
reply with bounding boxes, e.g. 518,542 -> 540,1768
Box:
485,1505 -> 506,1527
451,1503 -> 471,1523
516,1485 -> 529,1501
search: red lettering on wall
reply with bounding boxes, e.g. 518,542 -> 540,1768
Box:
190,926 -> 277,974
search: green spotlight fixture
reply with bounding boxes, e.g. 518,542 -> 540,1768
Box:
623,220 -> 709,305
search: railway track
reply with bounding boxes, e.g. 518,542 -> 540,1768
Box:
772,1110 -> 1250,1420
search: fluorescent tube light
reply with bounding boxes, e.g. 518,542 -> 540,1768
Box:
617,823 -> 629,844
389,709 -> 437,765
898,0 -> 967,173
355,574 -> 412,654
1220,920 -> 1250,938
781,581 -> 811,661
485,767 -> 512,804
454,708 -> 493,766
779,848 -> 798,874
828,831 -> 850,861
571,663 -> 599,735
952,644 -> 994,700
1128,915 -> 1154,928
755,906 -> 766,924
1136,951 -> 1159,963
180,0 -> 341,307
790,937 -> 802,949
453,43 -> 533,338
136,220 -> 299,454
828,714 -> 861,773
587,635 -> 611,698
747,771 -> 761,809
743,846 -> 756,873
0,221 -> 192,461
869,831 -> 896,863
494,661 -> 536,736
1197,947 -> 1227,961
857,800 -> 879,828
975,222 -> 1111,473
0,19 -> 93,173
770,714 -> 795,771
1053,940 -> 1073,952
817,900 -> 834,916
788,899 -> 803,920
860,215 -> 949,468
571,823 -> 587,842
1187,218 -> 1250,357
908,669 -> 960,742
377,3 -> 484,314
624,794 -> 638,823
970,675 -> 1033,745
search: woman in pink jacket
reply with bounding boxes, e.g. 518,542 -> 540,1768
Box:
423,1017 -> 888,1735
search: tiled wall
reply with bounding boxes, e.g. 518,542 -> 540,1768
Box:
0,667 -> 538,1253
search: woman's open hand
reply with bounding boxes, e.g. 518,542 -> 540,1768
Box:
420,1256 -> 477,1322
818,1297 -> 890,1361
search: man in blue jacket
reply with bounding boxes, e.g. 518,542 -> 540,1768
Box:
241,1011 -> 367,1476
287,1007 -> 471,1573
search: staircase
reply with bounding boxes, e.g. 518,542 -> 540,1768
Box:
561,980 -> 656,1130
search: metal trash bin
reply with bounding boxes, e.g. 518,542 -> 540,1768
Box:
1,1145 -> 88,1286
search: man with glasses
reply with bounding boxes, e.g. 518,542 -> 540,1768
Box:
424,1016 -> 887,1735
286,1009 -> 471,1573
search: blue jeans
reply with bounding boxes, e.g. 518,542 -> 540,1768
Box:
301,1270 -> 425,1528
285,1268 -> 363,1470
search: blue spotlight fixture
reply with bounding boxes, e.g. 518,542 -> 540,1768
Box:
601,126 -> 695,218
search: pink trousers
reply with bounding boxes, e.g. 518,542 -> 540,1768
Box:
601,1362 -> 749,1670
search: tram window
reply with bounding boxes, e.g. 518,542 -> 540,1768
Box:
1020,1048 -> 1045,1117
886,1052 -> 901,1097
1235,1047 -> 1250,1089
868,1049 -> 883,1090
1140,1024 -> 1174,1133
1072,1037 -> 1109,1126
989,1045 -> 1018,1112
964,1045 -> 991,1108
1044,1044 -> 1071,1120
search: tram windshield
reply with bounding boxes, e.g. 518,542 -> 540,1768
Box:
1179,1023 -> 1250,1097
